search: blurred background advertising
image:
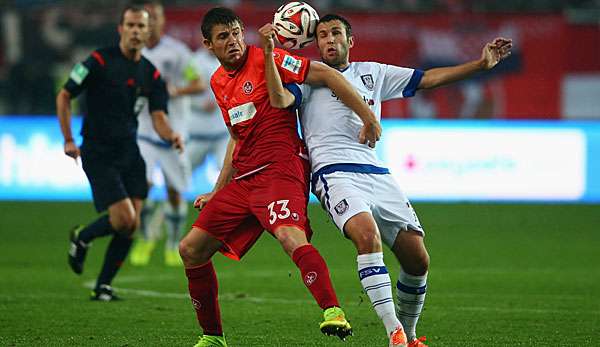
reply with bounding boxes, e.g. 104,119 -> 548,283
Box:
0,0 -> 599,202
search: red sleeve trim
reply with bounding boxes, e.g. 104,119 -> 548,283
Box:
91,51 -> 105,66
153,69 -> 161,80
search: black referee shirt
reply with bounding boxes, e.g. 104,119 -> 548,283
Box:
64,46 -> 168,144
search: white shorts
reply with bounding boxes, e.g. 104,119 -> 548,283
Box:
312,168 -> 423,248
187,133 -> 229,170
138,139 -> 191,193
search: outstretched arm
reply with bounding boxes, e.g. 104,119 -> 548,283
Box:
418,37 -> 512,90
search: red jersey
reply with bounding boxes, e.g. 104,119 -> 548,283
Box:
210,45 -> 310,178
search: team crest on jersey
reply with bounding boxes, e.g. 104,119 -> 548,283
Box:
334,199 -> 349,216
243,81 -> 253,95
360,74 -> 374,91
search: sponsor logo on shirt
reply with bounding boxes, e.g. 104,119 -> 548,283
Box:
334,199 -> 349,215
228,102 -> 257,125
360,74 -> 374,91
69,63 -> 89,85
243,81 -> 253,95
281,55 -> 302,74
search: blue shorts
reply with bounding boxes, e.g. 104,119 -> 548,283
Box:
81,140 -> 148,212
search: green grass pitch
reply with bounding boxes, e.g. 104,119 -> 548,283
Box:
1,202 -> 599,346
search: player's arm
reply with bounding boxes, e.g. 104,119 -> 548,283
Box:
419,37 -> 512,90
168,61 -> 207,97
193,128 -> 237,210
149,67 -> 184,152
259,24 -> 297,108
57,54 -> 99,160
150,110 -> 184,152
305,61 -> 381,147
56,88 -> 79,160
213,128 -> 237,191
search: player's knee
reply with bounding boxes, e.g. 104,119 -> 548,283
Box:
404,250 -> 430,276
179,237 -> 207,264
349,227 -> 382,254
274,226 -> 308,255
110,212 -> 136,233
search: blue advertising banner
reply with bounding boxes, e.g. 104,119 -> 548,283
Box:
1,117 -> 599,202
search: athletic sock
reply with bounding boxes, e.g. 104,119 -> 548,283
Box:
95,233 -> 133,289
358,252 -> 401,336
165,202 -> 187,250
291,244 -> 339,310
185,262 -> 223,336
396,269 -> 427,341
78,215 -> 115,244
139,199 -> 156,241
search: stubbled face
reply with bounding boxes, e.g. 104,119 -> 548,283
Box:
316,20 -> 353,69
204,22 -> 246,70
118,10 -> 149,52
145,4 -> 165,42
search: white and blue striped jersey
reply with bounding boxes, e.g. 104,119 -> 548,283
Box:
295,62 -> 423,174
138,35 -> 197,142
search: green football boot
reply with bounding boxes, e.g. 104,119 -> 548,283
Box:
193,334 -> 227,347
320,306 -> 353,340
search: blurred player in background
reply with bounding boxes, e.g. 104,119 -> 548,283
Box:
265,14 -> 512,347
187,44 -> 228,186
130,1 -> 205,267
57,5 -> 183,301
177,7 -> 384,346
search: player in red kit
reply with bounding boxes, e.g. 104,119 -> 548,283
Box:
178,8 -> 382,346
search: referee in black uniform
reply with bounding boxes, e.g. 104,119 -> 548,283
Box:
56,4 -> 183,301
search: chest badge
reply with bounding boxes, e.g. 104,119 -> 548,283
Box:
243,81 -> 254,95
360,74 -> 374,91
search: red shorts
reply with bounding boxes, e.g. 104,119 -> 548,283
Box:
193,155 -> 313,260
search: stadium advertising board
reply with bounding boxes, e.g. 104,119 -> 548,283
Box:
1,117 -> 599,202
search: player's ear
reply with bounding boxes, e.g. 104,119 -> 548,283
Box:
117,23 -> 123,36
203,38 -> 213,51
348,35 -> 354,49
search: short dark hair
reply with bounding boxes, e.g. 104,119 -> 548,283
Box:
318,14 -> 352,37
119,4 -> 149,25
201,7 -> 243,41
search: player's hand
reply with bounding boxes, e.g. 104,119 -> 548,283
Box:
64,139 -> 80,161
193,192 -> 213,210
481,37 -> 512,70
167,83 -> 179,98
359,120 -> 382,148
171,132 -> 184,153
258,23 -> 277,55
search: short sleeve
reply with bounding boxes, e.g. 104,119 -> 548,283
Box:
148,68 -> 169,114
272,48 -> 310,84
63,51 -> 103,97
380,64 -> 424,101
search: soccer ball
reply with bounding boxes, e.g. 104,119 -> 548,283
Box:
273,2 -> 319,50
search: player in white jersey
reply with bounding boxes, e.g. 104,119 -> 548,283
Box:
132,2 -> 205,267
263,14 -> 512,347
187,47 -> 228,182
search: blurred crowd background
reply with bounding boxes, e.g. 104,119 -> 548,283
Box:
1,0 -> 599,119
